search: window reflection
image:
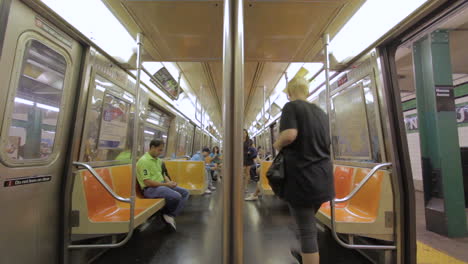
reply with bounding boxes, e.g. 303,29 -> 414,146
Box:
5,40 -> 66,161
143,105 -> 171,156
83,75 -> 134,163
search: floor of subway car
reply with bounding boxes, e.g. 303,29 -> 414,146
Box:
95,181 -> 370,264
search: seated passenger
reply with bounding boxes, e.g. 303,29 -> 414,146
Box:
210,146 -> 222,181
191,147 -> 216,194
137,139 -> 190,230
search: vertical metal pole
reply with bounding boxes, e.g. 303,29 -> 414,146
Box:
323,34 -> 334,160
323,33 -> 339,240
262,85 -> 267,151
222,0 -> 244,262
129,33 -> 143,239
323,34 -> 331,123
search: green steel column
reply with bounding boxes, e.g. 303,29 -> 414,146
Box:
24,106 -> 43,159
413,30 -> 467,237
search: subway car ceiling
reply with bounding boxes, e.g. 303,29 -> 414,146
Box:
32,0 -> 444,135
103,0 -> 364,131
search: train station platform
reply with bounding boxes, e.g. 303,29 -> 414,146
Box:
415,191 -> 468,264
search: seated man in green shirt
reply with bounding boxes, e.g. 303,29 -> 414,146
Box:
137,139 -> 189,230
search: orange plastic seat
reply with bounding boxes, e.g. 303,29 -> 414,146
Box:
321,166 -> 354,209
258,161 -> 273,195
110,165 -> 164,209
82,168 -> 143,222
320,168 -> 383,223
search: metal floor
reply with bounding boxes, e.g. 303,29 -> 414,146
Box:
95,181 -> 370,264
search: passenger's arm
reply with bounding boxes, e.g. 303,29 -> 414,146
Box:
273,129 -> 298,151
164,176 -> 177,187
143,179 -> 169,188
138,163 -> 169,188
274,102 -> 298,151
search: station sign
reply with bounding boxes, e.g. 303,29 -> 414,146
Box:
404,102 -> 468,132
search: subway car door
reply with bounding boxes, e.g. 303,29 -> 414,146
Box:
0,1 -> 83,263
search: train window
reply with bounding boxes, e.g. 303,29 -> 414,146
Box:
186,123 -> 194,156
82,74 -> 135,163
143,126 -> 168,153
144,104 -> 171,155
2,39 -> 67,162
331,75 -> 381,162
175,118 -> 187,157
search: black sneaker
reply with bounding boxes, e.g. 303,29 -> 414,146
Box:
290,249 -> 302,264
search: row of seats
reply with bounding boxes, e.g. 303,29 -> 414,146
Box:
258,162 -> 394,241
72,161 -> 207,236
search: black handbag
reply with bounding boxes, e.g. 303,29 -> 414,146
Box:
266,151 -> 286,198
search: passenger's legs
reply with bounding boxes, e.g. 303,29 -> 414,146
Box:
243,166 -> 250,190
144,186 -> 184,217
206,169 -> 214,188
288,204 -> 320,264
171,186 -> 190,216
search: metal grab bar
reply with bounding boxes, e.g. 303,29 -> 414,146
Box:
195,96 -> 201,123
335,162 -> 392,204
175,73 -> 182,100
73,162 -> 130,203
330,162 -> 396,250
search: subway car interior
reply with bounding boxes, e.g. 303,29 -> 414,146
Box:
0,0 -> 468,263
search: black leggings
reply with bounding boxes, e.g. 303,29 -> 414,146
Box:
288,204 -> 321,253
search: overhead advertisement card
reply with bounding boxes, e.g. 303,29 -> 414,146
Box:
98,93 -> 130,149
151,67 -> 179,99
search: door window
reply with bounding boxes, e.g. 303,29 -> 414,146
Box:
2,39 -> 68,162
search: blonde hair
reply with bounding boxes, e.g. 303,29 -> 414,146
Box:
286,77 -> 309,97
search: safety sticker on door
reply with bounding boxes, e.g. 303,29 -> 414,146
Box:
3,175 -> 51,187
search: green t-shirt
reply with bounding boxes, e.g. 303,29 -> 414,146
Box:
136,152 -> 164,189
115,150 -> 131,163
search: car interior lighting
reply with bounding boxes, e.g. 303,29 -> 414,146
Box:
41,0 -> 136,63
147,118 -> 159,125
36,103 -> 60,112
330,0 -> 428,62
303,63 -> 323,80
144,130 -> 155,135
95,85 -> 106,92
14,97 -> 34,106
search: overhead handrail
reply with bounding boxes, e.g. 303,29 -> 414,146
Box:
68,33 -> 143,249
175,73 -> 182,100
73,162 -> 130,203
330,162 -> 395,250
194,96 -> 201,123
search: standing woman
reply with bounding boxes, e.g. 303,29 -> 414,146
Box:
243,129 -> 254,191
210,146 -> 222,180
273,77 -> 334,264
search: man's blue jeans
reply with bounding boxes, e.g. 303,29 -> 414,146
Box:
143,186 -> 190,216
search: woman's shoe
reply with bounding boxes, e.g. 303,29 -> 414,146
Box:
244,194 -> 258,201
290,249 -> 302,264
